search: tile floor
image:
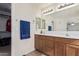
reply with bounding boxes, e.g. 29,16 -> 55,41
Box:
25,51 -> 46,56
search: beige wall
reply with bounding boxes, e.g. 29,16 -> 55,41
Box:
12,3 -> 41,56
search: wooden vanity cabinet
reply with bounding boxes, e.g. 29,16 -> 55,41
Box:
35,35 -> 54,55
35,35 -> 41,50
54,38 -> 74,56
66,45 -> 77,56
40,35 -> 46,53
54,41 -> 66,56
45,36 -> 55,56
35,35 -> 45,52
66,44 -> 79,56
35,34 -> 79,56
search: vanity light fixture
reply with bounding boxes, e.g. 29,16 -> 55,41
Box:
68,22 -> 75,26
57,3 -> 74,9
42,9 -> 53,14
71,23 -> 75,26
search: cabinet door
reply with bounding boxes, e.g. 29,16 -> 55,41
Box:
76,49 -> 79,56
40,35 -> 46,52
55,41 -> 66,56
35,35 -> 42,51
66,45 -> 78,56
45,36 -> 54,56
35,35 -> 54,56
35,35 -> 46,52
35,35 -> 39,49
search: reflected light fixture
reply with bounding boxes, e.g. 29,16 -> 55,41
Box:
71,23 -> 75,26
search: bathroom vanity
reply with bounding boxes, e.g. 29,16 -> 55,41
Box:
35,4 -> 79,56
35,34 -> 79,56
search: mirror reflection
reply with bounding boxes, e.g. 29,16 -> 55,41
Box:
67,22 -> 79,31
42,4 -> 79,31
35,4 -> 79,31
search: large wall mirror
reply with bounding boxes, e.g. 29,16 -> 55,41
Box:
36,4 -> 79,32
42,19 -> 46,29
35,17 -> 46,30
47,21 -> 54,31
67,22 -> 79,31
35,17 -> 41,30
44,4 -> 79,31
41,15 -> 54,31
35,16 -> 54,33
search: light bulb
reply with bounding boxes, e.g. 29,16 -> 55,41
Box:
71,23 -> 75,26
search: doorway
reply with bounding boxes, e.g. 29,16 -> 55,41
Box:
0,3 -> 11,56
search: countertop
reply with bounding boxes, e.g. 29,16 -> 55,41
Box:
35,32 -> 79,39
